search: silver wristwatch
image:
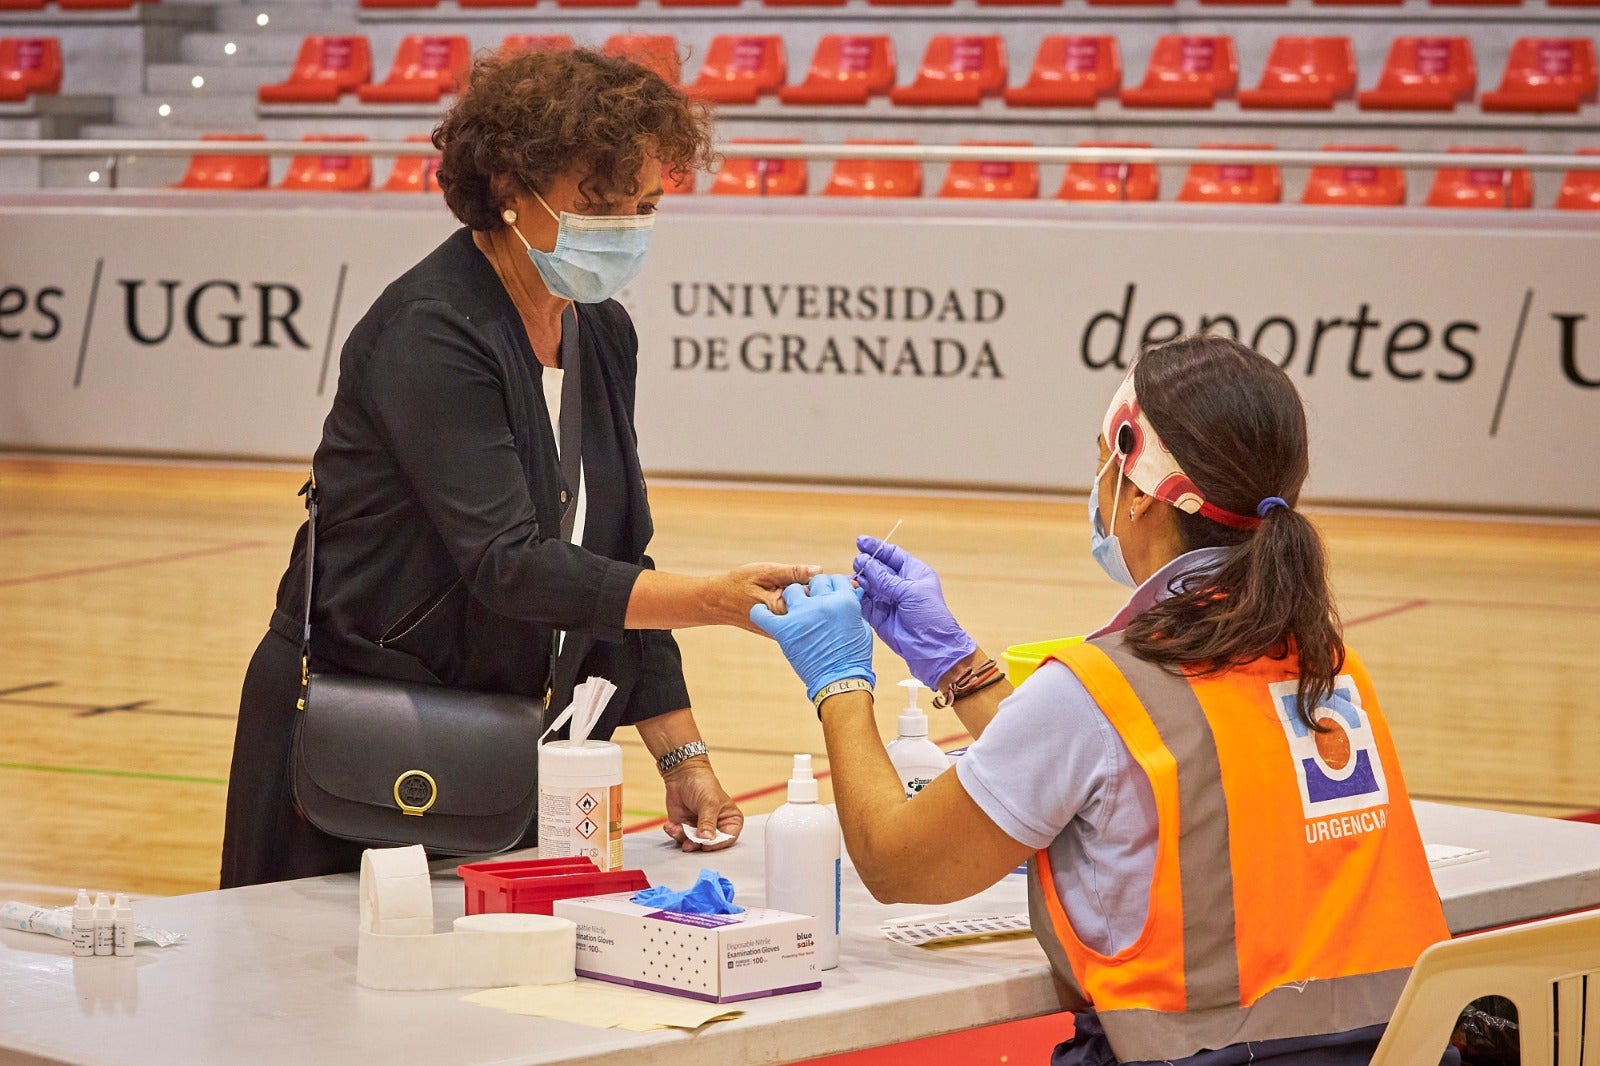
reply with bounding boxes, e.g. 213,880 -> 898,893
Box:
656,740 -> 709,775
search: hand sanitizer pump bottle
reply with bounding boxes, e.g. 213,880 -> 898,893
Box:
885,680 -> 950,799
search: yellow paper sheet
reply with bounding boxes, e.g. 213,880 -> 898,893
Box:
463,980 -> 745,1032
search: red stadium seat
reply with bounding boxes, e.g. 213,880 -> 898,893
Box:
1178,143 -> 1282,203
1481,38 -> 1597,113
779,36 -> 895,105
257,36 -> 371,105
1425,146 -> 1531,209
383,134 -> 441,193
662,0 -> 740,8
823,141 -> 922,198
281,135 -> 372,192
360,0 -> 436,10
358,36 -> 469,104
1301,144 -> 1405,206
1431,0 -> 1517,6
1314,0 -> 1401,6
890,36 -> 1007,106
501,35 -> 574,55
1086,0 -> 1172,7
764,0 -> 846,7
1238,37 -> 1355,109
1004,36 -> 1119,107
939,141 -> 1038,199
869,0 -> 952,8
0,0 -> 47,11
0,38 -> 61,102
176,133 -> 269,191
1056,141 -> 1159,201
558,0 -> 635,7
460,0 -> 534,8
712,139 -> 808,196
1358,37 -> 1475,111
58,0 -> 136,8
1121,36 -> 1238,109
1200,0 -> 1284,5
1556,148 -> 1600,210
603,35 -> 681,84
977,0 -> 1060,7
1548,0 -> 1598,6
688,35 -> 786,104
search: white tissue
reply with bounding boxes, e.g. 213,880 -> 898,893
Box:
539,676 -> 619,747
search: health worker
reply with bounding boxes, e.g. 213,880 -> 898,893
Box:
221,48 -> 817,888
753,335 -> 1456,1066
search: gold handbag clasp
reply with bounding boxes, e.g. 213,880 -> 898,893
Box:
393,770 -> 438,816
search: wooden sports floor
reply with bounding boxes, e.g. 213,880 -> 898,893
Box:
2,456 -> 1597,902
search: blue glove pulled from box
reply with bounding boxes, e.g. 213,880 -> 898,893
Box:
631,869 -> 744,915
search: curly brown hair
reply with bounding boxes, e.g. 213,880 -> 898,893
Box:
432,47 -> 713,231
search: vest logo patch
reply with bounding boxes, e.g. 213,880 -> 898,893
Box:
1270,675 -> 1390,824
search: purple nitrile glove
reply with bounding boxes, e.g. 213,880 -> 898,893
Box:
852,536 -> 977,692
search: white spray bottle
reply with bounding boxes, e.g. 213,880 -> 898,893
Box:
886,679 -> 949,799
765,755 -> 841,970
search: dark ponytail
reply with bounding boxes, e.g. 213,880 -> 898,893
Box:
1120,335 -> 1345,727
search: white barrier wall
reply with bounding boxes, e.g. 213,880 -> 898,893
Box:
1,196 -> 1596,513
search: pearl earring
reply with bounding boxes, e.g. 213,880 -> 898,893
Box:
1129,507 -> 1137,520
502,208 -> 517,225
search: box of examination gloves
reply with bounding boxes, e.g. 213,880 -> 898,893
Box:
554,893 -> 821,1003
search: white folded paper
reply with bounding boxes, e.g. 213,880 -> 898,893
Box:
355,846 -> 577,991
539,676 -> 618,747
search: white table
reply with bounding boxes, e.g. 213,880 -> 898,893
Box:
2,802 -> 1598,1066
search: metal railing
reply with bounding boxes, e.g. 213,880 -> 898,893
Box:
1,139 -> 1596,191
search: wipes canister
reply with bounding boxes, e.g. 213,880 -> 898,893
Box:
538,740 -> 623,871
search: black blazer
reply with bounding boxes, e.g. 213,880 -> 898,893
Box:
268,228 -> 689,737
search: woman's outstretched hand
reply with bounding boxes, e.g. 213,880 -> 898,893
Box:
714,562 -> 823,634
852,537 -> 977,691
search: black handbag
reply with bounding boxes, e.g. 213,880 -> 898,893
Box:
289,472 -> 546,855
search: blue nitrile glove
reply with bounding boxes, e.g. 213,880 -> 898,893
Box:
852,537 -> 978,692
749,574 -> 876,702
630,869 -> 744,915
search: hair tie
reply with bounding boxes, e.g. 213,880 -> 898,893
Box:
1256,496 -> 1289,519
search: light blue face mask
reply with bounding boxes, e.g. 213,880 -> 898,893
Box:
1089,455 -> 1138,589
507,189 -> 654,304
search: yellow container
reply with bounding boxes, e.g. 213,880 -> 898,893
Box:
1001,636 -> 1086,687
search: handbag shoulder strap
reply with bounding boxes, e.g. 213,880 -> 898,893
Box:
296,469 -> 318,708
557,304 -> 582,542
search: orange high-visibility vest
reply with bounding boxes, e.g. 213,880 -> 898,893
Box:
1027,633 -> 1449,1063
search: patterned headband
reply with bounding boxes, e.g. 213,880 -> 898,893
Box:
1100,370 -> 1264,532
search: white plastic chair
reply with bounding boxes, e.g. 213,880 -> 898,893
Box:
1371,908 -> 1600,1066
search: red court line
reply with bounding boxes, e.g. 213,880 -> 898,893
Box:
0,540 -> 269,588
622,729 -> 973,835
1344,598 -> 1431,628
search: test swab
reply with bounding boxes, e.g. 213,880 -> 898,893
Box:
871,518 -> 904,562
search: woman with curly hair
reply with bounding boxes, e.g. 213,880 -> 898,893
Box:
220,47 -> 815,887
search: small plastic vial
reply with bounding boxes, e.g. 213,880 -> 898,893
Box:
92,893 -> 113,956
113,894 -> 134,957
71,889 -> 94,958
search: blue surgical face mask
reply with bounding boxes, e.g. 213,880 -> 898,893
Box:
1089,456 -> 1138,589
507,190 -> 654,304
